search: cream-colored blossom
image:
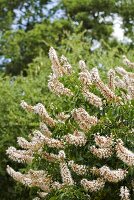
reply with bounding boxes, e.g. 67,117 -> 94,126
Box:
90,146 -> 113,159
58,150 -> 66,161
40,122 -> 52,137
49,47 -> 65,77
42,152 -> 59,162
56,112 -> 70,123
60,55 -> 72,75
91,68 -> 119,102
7,166 -> 52,192
107,69 -> 115,90
127,85 -> 134,99
68,160 -> 87,175
98,166 -> 127,183
123,74 -> 134,86
20,100 -> 33,111
7,165 -> 32,186
6,147 -> 33,163
72,107 -> 98,132
115,76 -> 127,89
64,130 -> 87,146
120,186 -> 130,200
33,103 -> 56,126
32,130 -> 64,149
115,139 -> 134,166
51,181 -> 65,190
79,60 -> 88,72
17,137 -> 43,151
81,178 -> 105,192
94,133 -> 113,148
115,67 -> 128,76
79,71 -> 92,87
18,130 -> 64,150
82,88 -> 102,108
122,55 -> 134,68
60,161 -> 74,185
48,74 -> 73,96
21,101 -> 55,127
79,60 -> 93,87
59,151 -> 74,185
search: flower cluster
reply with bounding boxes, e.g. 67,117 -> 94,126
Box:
21,101 -> 56,127
72,107 -> 98,132
39,122 -> 52,137
78,60 -> 93,89
17,136 -> 43,151
6,147 -> 33,164
115,66 -> 134,100
42,151 -> 59,162
122,55 -> 134,68
90,68 -> 120,102
115,76 -> 127,90
68,160 -> 88,175
48,47 -> 73,97
56,112 -> 70,123
79,71 -> 92,87
64,130 -> 87,146
48,74 -> 73,96
79,60 -> 88,72
60,55 -> 72,75
115,139 -> 134,166
18,130 -> 64,150
97,165 -> 127,183
120,186 -> 130,200
107,69 -> 115,91
49,47 -> 65,77
90,146 -> 113,159
82,88 -> 102,108
7,166 -> 52,191
94,133 -> 113,148
81,178 -> 105,192
90,133 -> 113,159
58,151 -> 74,186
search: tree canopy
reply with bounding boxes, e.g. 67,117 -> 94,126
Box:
0,0 -> 134,74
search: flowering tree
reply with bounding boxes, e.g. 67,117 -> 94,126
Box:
6,48 -> 134,200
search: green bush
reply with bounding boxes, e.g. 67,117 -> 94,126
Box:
2,46 -> 133,200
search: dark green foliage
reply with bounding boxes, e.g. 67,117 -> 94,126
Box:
0,0 -> 51,31
60,0 -> 134,42
0,19 -> 71,75
0,56 -> 50,199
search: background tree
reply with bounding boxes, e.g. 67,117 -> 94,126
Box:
0,0 -> 53,32
0,19 -> 71,75
59,0 -> 134,46
1,0 -> 134,75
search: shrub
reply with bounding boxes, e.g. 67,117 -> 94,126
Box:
6,47 -> 134,200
